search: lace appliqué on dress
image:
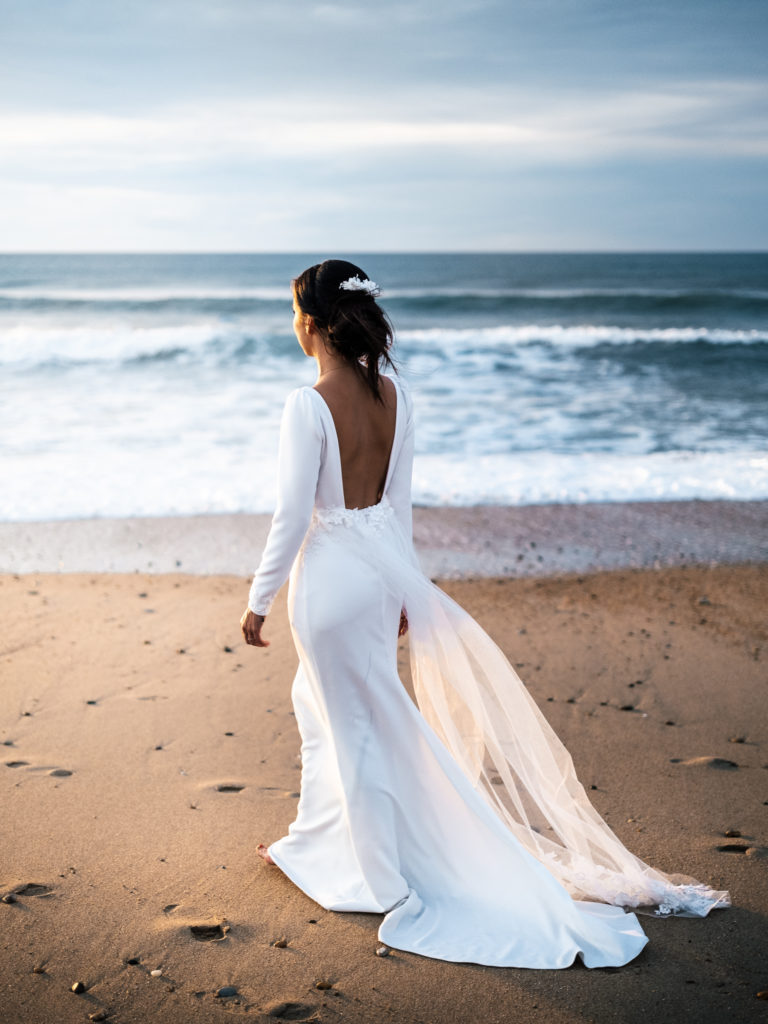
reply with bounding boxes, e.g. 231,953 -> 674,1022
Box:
302,496 -> 396,556
550,853 -> 732,917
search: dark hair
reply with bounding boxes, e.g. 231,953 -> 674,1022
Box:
292,259 -> 395,402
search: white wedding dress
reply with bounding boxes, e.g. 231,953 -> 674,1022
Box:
248,374 -> 730,969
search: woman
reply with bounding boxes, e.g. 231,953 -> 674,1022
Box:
240,259 -> 730,969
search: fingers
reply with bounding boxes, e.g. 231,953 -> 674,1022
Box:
241,609 -> 270,647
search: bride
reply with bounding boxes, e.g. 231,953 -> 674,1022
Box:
240,259 -> 730,969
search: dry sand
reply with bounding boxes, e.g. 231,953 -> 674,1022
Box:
2,557 -> 767,1023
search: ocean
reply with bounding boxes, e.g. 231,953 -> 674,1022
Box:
1,252 -> 766,521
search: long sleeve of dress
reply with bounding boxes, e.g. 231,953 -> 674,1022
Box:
386,380 -> 415,547
248,388 -> 324,615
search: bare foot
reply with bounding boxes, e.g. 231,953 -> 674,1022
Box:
257,843 -> 275,865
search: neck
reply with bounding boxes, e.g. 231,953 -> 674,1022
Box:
314,352 -> 356,380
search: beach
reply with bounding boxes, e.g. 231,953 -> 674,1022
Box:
2,503 -> 767,1024
2,240 -> 767,1024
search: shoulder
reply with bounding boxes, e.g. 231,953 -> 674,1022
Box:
283,385 -> 319,413
281,386 -> 325,437
386,373 -> 413,420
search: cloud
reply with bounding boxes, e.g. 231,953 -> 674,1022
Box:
0,0 -> 765,249
1,79 -> 765,184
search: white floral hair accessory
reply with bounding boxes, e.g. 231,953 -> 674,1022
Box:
339,275 -> 380,296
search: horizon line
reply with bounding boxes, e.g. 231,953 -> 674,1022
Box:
1,249 -> 767,257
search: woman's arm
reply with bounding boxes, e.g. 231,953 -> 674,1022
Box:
246,388 -> 324,618
386,380 -> 415,546
387,380 -> 416,637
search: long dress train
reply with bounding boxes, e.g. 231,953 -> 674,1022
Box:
248,375 -> 730,969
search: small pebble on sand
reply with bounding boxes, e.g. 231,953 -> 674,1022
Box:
216,986 -> 238,997
150,969 -> 163,977
71,981 -> 86,993
376,945 -> 390,957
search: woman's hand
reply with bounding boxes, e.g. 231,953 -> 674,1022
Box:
398,609 -> 409,637
241,608 -> 269,647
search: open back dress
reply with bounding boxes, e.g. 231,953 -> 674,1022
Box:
247,374 -> 730,969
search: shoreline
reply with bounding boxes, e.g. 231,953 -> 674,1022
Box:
1,498 -> 766,577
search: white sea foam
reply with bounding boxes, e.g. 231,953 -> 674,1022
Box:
413,451 -> 768,507
398,324 -> 768,347
2,447 -> 766,522
0,322 -> 246,366
2,320 -> 766,369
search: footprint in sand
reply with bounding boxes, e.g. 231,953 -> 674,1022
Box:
189,923 -> 227,941
14,883 -> 54,897
5,760 -> 72,777
670,756 -> 739,769
262,1001 -> 315,1021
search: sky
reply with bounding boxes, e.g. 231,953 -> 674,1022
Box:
1,0 -> 766,252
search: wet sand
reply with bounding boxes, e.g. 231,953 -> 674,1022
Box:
1,499 -> 765,577
2,546 -> 767,1021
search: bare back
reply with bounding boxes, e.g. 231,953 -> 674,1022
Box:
313,373 -> 397,510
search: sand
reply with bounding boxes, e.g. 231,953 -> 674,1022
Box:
1,516 -> 768,1022
1,499 -> 765,577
